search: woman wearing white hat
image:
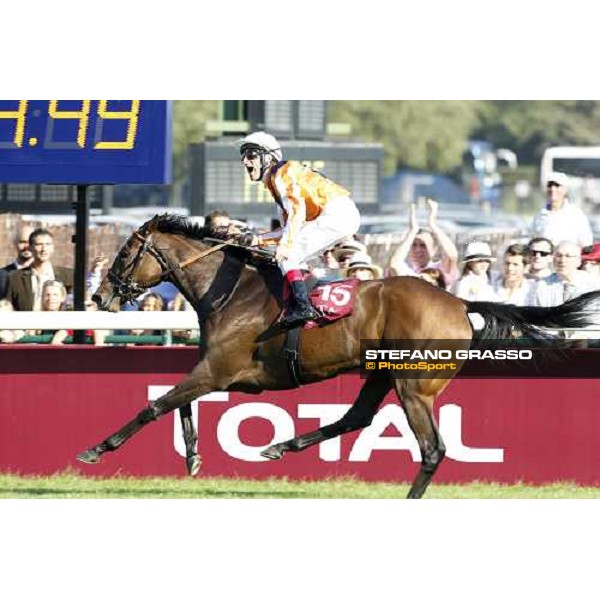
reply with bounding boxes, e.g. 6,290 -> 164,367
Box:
331,239 -> 368,269
453,241 -> 498,301
343,252 -> 383,281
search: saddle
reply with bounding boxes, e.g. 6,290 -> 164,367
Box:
207,237 -> 361,328
204,238 -> 361,387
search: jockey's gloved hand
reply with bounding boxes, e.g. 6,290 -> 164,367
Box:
237,232 -> 256,247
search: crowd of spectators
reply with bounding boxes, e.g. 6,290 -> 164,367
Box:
310,173 -> 600,314
1,173 -> 600,345
313,231 -> 600,309
0,224 -> 197,345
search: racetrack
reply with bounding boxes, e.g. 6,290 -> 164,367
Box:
2,472 -> 599,499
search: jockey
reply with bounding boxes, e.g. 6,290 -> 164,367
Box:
239,131 -> 361,328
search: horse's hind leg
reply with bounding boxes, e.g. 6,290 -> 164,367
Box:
261,373 -> 391,460
77,366 -> 212,465
179,404 -> 201,476
393,378 -> 447,499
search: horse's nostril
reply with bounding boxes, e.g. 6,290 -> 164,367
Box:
91,294 -> 102,307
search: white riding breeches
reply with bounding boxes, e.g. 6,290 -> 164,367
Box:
279,196 -> 361,273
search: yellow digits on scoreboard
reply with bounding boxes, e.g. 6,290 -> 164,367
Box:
49,101 -> 91,148
95,101 -> 140,149
0,101 -> 28,148
1,101 -> 140,150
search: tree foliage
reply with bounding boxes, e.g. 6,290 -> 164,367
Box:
475,100 -> 600,164
329,100 -> 600,176
172,101 -> 219,181
330,101 -> 482,175
172,101 -> 600,181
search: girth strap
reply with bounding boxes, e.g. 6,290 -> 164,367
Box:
284,326 -> 303,388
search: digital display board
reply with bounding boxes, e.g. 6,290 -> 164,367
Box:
189,140 -> 384,217
0,100 -> 172,184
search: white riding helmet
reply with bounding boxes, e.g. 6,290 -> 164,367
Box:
239,131 -> 283,162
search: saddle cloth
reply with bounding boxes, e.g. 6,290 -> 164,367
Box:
298,278 -> 360,329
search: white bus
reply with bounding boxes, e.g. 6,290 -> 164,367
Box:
540,146 -> 600,207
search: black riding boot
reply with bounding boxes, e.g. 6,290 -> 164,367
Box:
280,280 -> 319,328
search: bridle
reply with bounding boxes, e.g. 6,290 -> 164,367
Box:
107,229 -> 227,304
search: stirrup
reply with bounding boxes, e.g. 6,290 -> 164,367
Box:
280,307 -> 319,328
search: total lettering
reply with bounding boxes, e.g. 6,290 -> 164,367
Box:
216,403 -> 504,463
149,387 -> 504,465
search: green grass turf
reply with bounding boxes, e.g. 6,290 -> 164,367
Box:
1,472 -> 599,499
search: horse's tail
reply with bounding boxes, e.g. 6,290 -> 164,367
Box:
466,290 -> 600,344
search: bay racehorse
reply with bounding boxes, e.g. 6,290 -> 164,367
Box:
77,214 -> 600,498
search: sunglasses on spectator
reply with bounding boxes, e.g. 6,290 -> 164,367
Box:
546,182 -> 563,189
529,250 -> 552,257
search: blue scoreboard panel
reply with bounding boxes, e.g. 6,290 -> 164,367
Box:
0,100 -> 172,184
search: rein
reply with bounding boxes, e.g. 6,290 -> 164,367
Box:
146,235 -> 229,271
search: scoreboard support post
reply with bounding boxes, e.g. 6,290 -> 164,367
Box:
73,185 -> 89,343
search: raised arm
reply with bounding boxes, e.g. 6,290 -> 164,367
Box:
388,204 -> 419,275
87,254 -> 109,295
426,199 -> 458,277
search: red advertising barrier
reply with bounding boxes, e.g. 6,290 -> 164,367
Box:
2,346 -> 600,484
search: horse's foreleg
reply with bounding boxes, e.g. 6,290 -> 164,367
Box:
77,367 -> 212,466
261,374 -> 391,460
179,404 -> 201,476
394,379 -> 446,499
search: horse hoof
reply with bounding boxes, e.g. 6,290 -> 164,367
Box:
260,445 -> 283,460
187,455 -> 202,477
77,449 -> 100,464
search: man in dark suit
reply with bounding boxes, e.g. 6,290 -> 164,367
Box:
6,228 -> 74,311
0,224 -> 34,299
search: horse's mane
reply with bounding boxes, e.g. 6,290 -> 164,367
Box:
146,213 -> 209,240
144,212 -> 278,272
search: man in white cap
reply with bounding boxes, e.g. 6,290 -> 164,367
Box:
531,172 -> 593,247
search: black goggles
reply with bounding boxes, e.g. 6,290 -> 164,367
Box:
240,146 -> 264,160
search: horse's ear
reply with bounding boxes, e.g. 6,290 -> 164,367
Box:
144,215 -> 160,233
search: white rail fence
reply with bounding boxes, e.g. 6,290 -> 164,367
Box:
0,312 -> 599,337
0,312 -> 200,330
